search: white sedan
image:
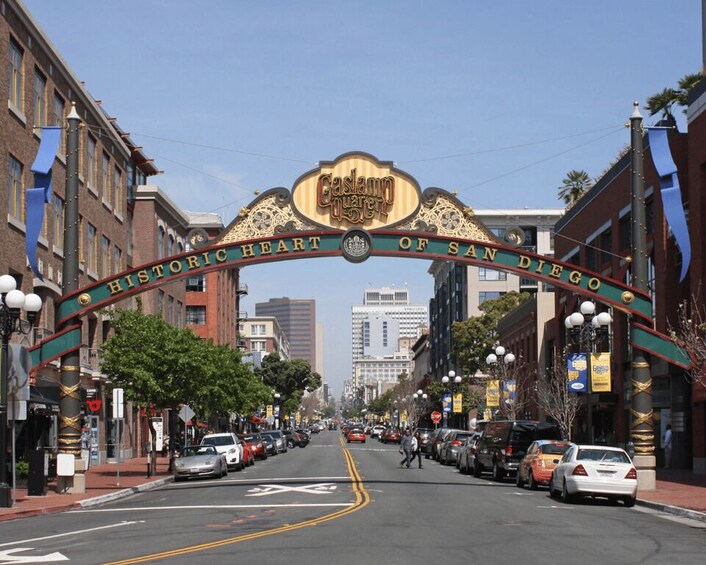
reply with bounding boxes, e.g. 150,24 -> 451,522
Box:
549,444 -> 637,507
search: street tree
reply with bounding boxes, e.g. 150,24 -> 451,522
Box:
255,353 -> 322,416
535,351 -> 581,440
671,297 -> 706,389
558,170 -> 593,208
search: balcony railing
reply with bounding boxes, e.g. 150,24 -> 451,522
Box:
237,310 -> 248,322
237,282 -> 249,295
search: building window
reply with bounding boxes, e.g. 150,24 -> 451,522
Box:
33,69 -> 46,127
176,301 -> 183,327
186,275 -> 206,292
478,268 -> 507,281
251,340 -> 266,352
167,234 -> 174,257
157,290 -> 164,316
8,39 -> 23,110
86,136 -> 96,188
167,296 -> 174,325
87,223 -> 97,273
113,166 -> 122,209
186,306 -> 206,325
100,152 -> 110,202
52,194 -> 64,249
8,155 -> 23,221
51,92 -> 65,154
113,246 -> 122,274
252,324 -> 266,336
479,291 -> 503,304
157,226 -> 165,259
101,236 -> 110,276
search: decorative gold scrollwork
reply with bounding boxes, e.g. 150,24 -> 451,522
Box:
621,291 -> 635,304
630,409 -> 654,427
631,379 -> 652,395
77,293 -> 92,306
60,382 -> 81,400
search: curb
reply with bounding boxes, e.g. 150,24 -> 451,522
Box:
78,476 -> 175,508
636,499 -> 706,523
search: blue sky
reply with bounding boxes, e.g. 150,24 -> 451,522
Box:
23,1 -> 701,396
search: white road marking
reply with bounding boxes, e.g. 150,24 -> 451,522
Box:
0,548 -> 68,563
537,505 -> 574,509
185,476 -> 348,485
246,483 -> 337,497
0,521 -> 144,548
70,503 -> 353,513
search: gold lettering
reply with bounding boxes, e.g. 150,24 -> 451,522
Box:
399,237 -> 412,250
124,274 -> 135,289
535,259 -> 545,273
241,244 -> 255,258
569,271 -> 582,284
448,241 -> 459,255
186,256 -> 200,270
201,252 -> 211,266
308,237 -> 321,250
549,264 -> 564,279
417,238 -> 429,252
215,249 -> 227,262
464,245 -> 477,258
260,242 -> 272,254
588,278 -> 601,291
518,255 -> 531,269
292,238 -> 305,251
137,270 -> 150,284
108,280 -> 123,295
151,265 -> 165,278
169,260 -> 182,274
276,240 -> 290,253
483,248 -> 497,261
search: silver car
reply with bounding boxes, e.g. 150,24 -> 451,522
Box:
173,445 -> 227,482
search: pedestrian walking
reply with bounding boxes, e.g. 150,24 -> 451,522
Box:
399,429 -> 413,468
409,430 -> 423,468
664,424 -> 672,469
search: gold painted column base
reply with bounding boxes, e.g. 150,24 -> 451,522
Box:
633,455 -> 656,491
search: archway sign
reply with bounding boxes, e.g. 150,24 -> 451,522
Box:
30,152 -> 691,370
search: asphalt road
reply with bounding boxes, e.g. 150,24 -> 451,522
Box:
0,430 -> 705,564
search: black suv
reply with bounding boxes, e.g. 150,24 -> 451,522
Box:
473,420 -> 560,481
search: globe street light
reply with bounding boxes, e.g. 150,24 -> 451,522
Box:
274,392 -> 281,429
412,389 -> 428,428
564,300 -> 612,443
0,275 -> 42,507
486,345 -> 516,420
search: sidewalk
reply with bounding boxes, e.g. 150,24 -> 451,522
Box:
0,459 -> 704,522
0,456 -> 173,522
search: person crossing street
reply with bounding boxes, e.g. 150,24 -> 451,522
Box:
399,429 -> 414,468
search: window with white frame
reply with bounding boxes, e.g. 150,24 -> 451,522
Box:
86,136 -> 96,188
113,166 -> 122,210
186,306 -> 206,325
8,155 -> 23,221
33,69 -> 46,127
113,245 -> 122,274
52,193 -> 64,249
8,39 -> 23,110
87,223 -> 98,273
478,268 -> 506,281
251,340 -> 267,352
101,236 -> 110,276
100,152 -> 110,202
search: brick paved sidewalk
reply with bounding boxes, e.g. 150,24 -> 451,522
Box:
0,456 -> 173,522
0,458 -> 703,523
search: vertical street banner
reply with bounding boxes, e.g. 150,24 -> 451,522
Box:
266,405 -> 273,418
486,380 -> 500,407
442,393 -> 452,413
567,353 -> 588,393
590,352 -> 612,392
452,393 -> 462,413
501,380 -> 516,407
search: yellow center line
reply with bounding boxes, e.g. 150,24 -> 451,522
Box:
103,438 -> 369,564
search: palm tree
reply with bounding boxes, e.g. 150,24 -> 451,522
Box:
676,72 -> 704,107
558,170 -> 593,208
645,88 -> 680,121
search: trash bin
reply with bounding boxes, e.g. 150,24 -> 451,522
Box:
27,450 -> 47,496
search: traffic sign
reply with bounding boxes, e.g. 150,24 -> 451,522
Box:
431,411 -> 442,423
178,404 -> 195,423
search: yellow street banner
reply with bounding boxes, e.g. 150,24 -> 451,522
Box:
401,410 -> 408,422
486,380 -> 500,407
590,352 -> 612,392
266,405 -> 273,418
452,393 -> 463,413
483,408 -> 493,420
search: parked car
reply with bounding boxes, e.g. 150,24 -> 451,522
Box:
201,432 -> 244,471
430,428 -> 457,461
371,425 -> 386,439
283,429 -> 309,448
261,433 -> 278,456
516,440 -> 573,489
242,441 -> 255,467
473,420 -> 560,480
173,445 -> 227,482
261,430 -> 287,453
238,433 -> 268,460
438,430 -> 476,466
457,432 -> 483,474
347,428 -> 366,443
381,428 -> 402,444
549,444 -> 637,506
415,428 -> 434,457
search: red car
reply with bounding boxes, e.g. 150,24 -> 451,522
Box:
516,440 -> 572,489
382,428 -> 402,444
347,428 -> 366,443
238,433 -> 268,460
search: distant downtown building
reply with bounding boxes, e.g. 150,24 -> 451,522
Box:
255,297 -> 317,369
350,286 -> 429,394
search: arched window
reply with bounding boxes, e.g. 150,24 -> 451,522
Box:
157,226 -> 165,260
167,234 -> 175,257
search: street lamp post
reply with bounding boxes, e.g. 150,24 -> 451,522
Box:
564,300 -> 612,443
274,392 -> 281,429
486,346 -> 516,420
411,388 -> 428,428
0,274 -> 42,507
441,372 -> 461,428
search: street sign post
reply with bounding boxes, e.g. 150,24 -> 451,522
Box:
431,411 -> 442,424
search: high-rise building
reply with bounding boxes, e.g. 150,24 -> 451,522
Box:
255,298 -> 316,367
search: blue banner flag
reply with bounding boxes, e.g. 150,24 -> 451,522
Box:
26,126 -> 62,280
647,127 -> 690,282
442,393 -> 452,413
567,353 -> 588,393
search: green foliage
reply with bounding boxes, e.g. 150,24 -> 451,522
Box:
15,460 -> 28,478
558,169 -> 594,207
451,291 -> 530,377
255,353 -> 322,415
645,72 -> 703,119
